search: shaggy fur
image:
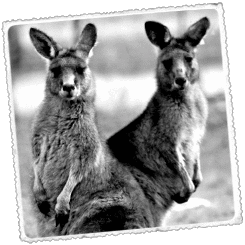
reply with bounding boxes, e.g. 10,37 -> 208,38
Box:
108,17 -> 210,206
30,24 -> 154,236
30,17 -> 210,237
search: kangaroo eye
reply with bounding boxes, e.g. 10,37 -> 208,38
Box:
76,66 -> 85,75
50,67 -> 61,78
162,58 -> 172,70
185,56 -> 193,63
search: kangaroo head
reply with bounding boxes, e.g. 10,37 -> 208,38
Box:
29,23 -> 97,101
145,17 -> 210,92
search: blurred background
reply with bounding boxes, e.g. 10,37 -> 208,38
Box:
8,8 -> 234,237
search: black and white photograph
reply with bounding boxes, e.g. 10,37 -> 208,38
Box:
1,1 -> 243,243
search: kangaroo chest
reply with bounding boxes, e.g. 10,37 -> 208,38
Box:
38,116 -> 99,197
152,95 -> 204,147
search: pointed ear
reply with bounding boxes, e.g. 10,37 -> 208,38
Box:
145,21 -> 172,49
76,23 -> 97,56
184,17 -> 210,47
29,28 -> 60,60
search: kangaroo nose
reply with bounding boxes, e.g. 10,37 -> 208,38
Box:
175,77 -> 187,87
63,84 -> 75,92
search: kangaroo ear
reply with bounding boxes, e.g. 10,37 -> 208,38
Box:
145,21 -> 172,49
29,28 -> 60,60
76,23 -> 97,56
184,17 -> 210,47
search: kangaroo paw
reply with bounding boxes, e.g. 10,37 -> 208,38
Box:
173,181 -> 195,204
36,200 -> 51,216
173,190 -> 192,204
55,200 -> 70,228
33,188 -> 51,216
55,210 -> 70,229
193,178 -> 201,190
192,171 -> 203,190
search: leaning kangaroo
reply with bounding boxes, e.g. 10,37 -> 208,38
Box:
108,17 -> 210,204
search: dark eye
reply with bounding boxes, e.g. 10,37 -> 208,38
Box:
50,67 -> 61,78
185,56 -> 193,64
76,66 -> 85,75
162,58 -> 172,70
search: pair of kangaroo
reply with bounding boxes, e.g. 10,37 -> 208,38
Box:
30,17 -> 209,236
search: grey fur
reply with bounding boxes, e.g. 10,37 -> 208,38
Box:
30,24 -> 154,236
108,17 -> 209,207
30,24 -> 102,227
30,17 -> 209,237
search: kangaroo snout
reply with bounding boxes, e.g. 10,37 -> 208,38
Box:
60,83 -> 78,99
59,72 -> 80,99
173,60 -> 188,89
63,84 -> 75,93
175,77 -> 187,88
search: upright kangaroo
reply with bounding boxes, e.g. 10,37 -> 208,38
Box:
30,23 -> 102,227
30,24 -> 155,236
108,17 -> 210,203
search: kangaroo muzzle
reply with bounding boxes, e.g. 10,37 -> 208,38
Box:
175,77 -> 187,89
60,73 -> 79,99
62,84 -> 75,98
173,60 -> 188,89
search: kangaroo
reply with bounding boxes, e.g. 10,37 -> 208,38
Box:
108,17 -> 210,204
29,18 -> 209,237
30,24 -> 155,236
30,23 -> 102,227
